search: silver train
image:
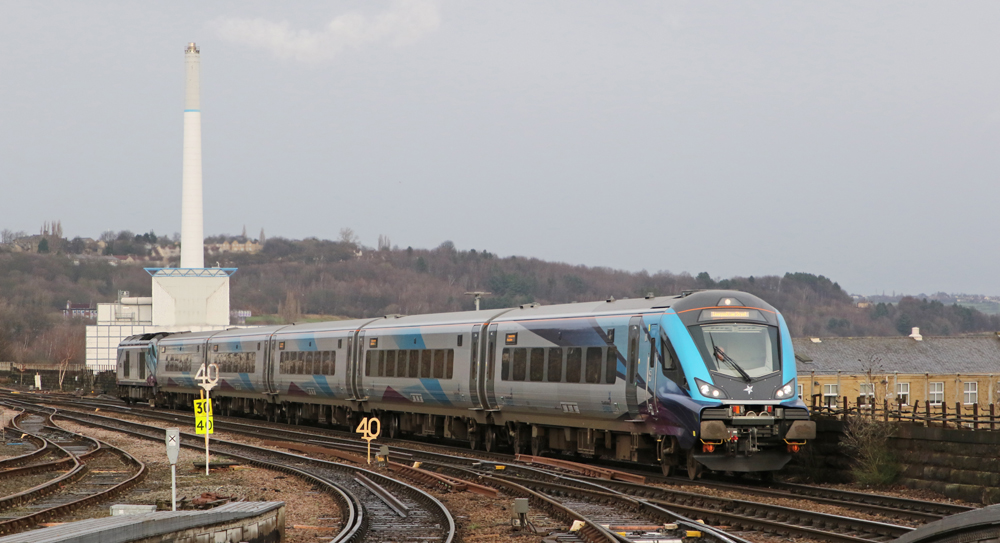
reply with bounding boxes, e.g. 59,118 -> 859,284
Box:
117,289 -> 815,477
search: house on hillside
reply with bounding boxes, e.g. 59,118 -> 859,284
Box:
64,301 -> 97,319
793,328 -> 1000,409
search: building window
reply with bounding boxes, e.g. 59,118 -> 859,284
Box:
896,382 -> 909,406
859,382 -> 874,399
929,382 -> 944,406
823,384 -> 839,407
964,382 -> 978,405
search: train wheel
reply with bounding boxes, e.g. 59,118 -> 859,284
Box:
686,449 -> 702,480
530,436 -> 544,457
484,426 -> 497,453
513,429 -> 528,455
388,414 -> 400,439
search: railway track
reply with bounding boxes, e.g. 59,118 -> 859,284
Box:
14,394 -> 971,543
0,410 -> 146,535
4,401 -> 455,543
88,399 -> 963,522
481,463 -> 911,543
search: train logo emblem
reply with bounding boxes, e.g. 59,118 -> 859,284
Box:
744,385 -> 754,395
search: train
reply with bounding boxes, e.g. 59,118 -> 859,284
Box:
116,289 -> 815,478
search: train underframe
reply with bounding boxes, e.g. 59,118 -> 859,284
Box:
120,386 -> 807,478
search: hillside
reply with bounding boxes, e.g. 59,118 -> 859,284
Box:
1,233 -> 998,365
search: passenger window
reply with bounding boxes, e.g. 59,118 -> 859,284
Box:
512,348 -> 527,381
605,345 -> 618,384
661,334 -> 678,372
529,348 -> 544,381
547,348 -> 563,382
420,350 -> 432,378
433,350 -> 445,378
305,351 -> 314,374
585,347 -> 603,383
501,348 -> 511,381
365,351 -> 373,377
385,350 -> 395,377
409,351 -> 420,377
377,351 -> 385,377
296,352 -> 305,375
446,349 -> 454,379
139,353 -> 146,379
566,348 -> 582,382
123,352 -> 130,378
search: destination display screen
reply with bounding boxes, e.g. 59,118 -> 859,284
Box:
698,309 -> 766,322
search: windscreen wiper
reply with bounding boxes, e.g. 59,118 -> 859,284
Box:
709,335 -> 752,383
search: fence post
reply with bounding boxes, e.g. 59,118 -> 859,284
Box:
992,404 -> 995,431
973,403 -> 979,431
942,402 -> 948,428
883,399 -> 889,422
911,400 -> 919,424
925,401 -> 930,427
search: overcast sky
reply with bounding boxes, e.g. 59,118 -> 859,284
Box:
1,2 -> 998,296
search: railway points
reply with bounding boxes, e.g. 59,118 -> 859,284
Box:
0,391 -> 978,543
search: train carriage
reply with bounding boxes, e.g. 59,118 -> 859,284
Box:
116,332 -> 168,403
116,289 -> 815,477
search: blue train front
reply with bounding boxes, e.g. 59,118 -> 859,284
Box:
653,290 -> 815,476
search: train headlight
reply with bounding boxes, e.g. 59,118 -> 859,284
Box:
773,379 -> 796,399
694,378 -> 728,400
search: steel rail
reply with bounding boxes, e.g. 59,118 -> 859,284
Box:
499,470 -> 910,543
0,410 -> 147,535
35,406 -> 455,543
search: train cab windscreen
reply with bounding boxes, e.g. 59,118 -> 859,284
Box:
689,323 -> 780,380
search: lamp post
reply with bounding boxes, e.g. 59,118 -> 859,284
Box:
464,291 -> 491,311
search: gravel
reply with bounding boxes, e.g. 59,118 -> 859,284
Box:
52,420 -> 342,543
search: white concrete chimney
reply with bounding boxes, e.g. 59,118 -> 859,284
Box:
909,327 -> 922,341
180,42 -> 204,269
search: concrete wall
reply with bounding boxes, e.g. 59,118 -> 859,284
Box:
788,419 -> 1000,504
132,505 -> 284,543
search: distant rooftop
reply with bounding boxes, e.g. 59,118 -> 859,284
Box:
793,333 -> 1000,375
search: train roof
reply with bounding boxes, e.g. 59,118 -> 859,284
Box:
362,308 -> 510,330
206,325 -> 288,339
271,317 -> 382,335
122,290 -> 774,344
492,295 -> 683,322
157,330 -> 223,343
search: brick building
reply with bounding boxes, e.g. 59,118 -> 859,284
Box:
793,329 -> 1000,409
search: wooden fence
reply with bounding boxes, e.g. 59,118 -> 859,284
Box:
810,394 -> 1000,431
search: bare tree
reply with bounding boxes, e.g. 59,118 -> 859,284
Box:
841,354 -> 899,486
339,228 -> 360,246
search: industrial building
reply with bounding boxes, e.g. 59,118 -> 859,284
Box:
86,43 -> 236,371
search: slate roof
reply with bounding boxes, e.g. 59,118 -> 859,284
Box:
792,334 -> 1000,375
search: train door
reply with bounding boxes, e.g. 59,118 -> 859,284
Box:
344,334 -> 355,398
264,336 -> 278,394
469,325 -> 483,409
482,324 -> 499,410
646,324 -> 659,416
349,330 -> 366,400
625,317 -> 642,418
